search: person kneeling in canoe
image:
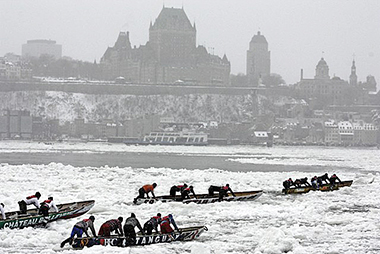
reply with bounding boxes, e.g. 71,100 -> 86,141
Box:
124,213 -> 144,245
60,216 -> 97,248
294,177 -> 311,188
133,183 -> 157,204
329,174 -> 342,189
317,173 -> 330,186
39,197 -> 59,216
218,184 -> 236,201
181,186 -> 197,200
283,178 -> 294,190
209,184 -> 236,200
311,176 -> 319,189
170,184 -> 188,197
98,217 -> 123,237
160,214 -> 179,234
143,213 -> 161,235
18,192 -> 41,214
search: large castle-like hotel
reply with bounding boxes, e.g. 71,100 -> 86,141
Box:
100,7 -> 230,86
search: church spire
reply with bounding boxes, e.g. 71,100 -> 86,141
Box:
350,58 -> 357,86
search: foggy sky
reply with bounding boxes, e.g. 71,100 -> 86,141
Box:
0,0 -> 379,86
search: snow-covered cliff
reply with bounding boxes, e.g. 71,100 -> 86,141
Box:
0,91 -> 261,123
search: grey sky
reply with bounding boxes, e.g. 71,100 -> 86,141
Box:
1,0 -> 379,85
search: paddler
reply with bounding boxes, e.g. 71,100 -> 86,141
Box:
283,178 -> 294,190
317,173 -> 330,185
18,192 -> 41,214
294,177 -> 311,187
329,174 -> 342,189
143,213 -> 161,235
180,185 -> 197,200
170,183 -> 188,197
133,183 -> 157,204
160,214 -> 179,234
60,215 -> 97,248
98,217 -> 123,237
208,184 -> 236,200
123,213 -> 144,245
38,196 -> 59,216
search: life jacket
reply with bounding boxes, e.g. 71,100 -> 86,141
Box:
222,186 -> 229,190
184,187 -> 190,191
160,216 -> 170,224
43,199 -> 52,204
143,185 -> 154,193
177,185 -> 184,188
26,195 -> 38,200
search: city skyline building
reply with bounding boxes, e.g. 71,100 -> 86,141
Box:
22,39 -> 62,59
246,31 -> 270,86
100,7 -> 230,86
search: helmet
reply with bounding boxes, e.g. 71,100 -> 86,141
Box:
48,197 -> 53,200
131,213 -> 136,218
168,214 -> 173,219
152,183 -> 157,188
157,213 -> 161,217
89,216 -> 95,222
118,217 -> 123,222
226,184 -> 230,187
35,192 -> 41,198
183,184 -> 188,188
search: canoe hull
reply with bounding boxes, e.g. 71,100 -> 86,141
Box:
135,190 -> 263,205
72,226 -> 208,249
0,200 -> 95,229
282,180 -> 353,194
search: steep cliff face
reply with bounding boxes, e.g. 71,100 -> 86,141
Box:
0,91 -> 260,123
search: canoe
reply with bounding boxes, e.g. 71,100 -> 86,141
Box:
72,225 -> 208,249
282,180 -> 353,194
0,200 -> 95,229
134,190 -> 263,205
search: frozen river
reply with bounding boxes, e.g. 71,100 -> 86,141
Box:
0,141 -> 379,253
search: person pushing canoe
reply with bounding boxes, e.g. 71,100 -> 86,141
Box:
133,183 -> 157,204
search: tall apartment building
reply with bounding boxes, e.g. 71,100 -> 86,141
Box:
246,31 -> 270,86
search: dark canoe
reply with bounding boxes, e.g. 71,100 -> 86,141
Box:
72,225 -> 208,249
0,200 -> 95,229
134,190 -> 263,205
282,180 -> 353,194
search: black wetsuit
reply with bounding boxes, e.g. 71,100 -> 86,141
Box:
181,188 -> 196,200
317,174 -> 330,185
283,180 -> 294,189
170,185 -> 186,197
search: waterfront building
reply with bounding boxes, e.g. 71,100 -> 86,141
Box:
100,7 -> 230,86
22,39 -> 62,59
246,31 -> 270,86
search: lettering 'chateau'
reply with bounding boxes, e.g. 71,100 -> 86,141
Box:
100,7 -> 230,86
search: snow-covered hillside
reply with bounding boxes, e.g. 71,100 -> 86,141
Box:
0,91 -> 261,123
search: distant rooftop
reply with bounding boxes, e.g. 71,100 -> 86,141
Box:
26,39 -> 57,44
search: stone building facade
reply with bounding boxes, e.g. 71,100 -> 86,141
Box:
101,7 -> 230,86
246,31 -> 270,86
